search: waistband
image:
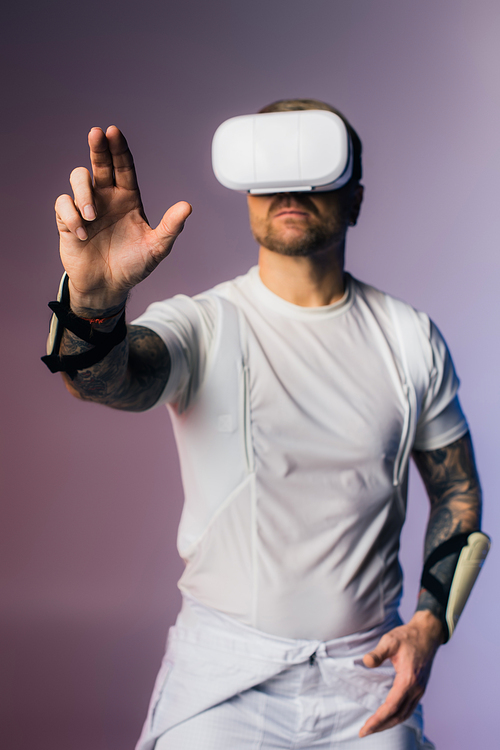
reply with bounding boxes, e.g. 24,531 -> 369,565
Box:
136,594 -> 402,748
175,592 -> 402,662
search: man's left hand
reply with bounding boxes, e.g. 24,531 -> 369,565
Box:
359,610 -> 444,737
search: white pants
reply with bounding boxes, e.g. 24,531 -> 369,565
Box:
136,596 -> 435,750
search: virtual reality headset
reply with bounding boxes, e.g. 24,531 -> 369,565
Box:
212,110 -> 353,194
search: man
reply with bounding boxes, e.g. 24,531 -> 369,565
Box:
45,99 -> 483,749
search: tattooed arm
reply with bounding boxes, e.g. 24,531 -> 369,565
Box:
60,319 -> 171,412
413,431 -> 482,623
360,431 -> 482,737
52,124 -> 191,410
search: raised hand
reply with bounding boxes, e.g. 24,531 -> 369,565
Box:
54,126 -> 192,314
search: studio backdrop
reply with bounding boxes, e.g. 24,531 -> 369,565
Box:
1,1 -> 499,748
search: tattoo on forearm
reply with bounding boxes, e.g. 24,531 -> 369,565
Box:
412,432 -> 482,622
60,324 -> 171,411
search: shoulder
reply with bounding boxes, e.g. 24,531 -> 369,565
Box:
137,267 -> 254,317
130,269 -> 254,357
350,274 -> 433,345
206,266 -> 256,303
349,276 -> 458,402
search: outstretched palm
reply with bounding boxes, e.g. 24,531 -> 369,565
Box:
55,126 -> 191,311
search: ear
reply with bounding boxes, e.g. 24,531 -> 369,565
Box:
349,184 -> 364,226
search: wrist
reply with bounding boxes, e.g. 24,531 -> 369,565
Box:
68,280 -> 128,319
42,273 -> 128,377
410,608 -> 446,646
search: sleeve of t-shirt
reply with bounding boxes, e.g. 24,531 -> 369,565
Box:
413,316 -> 469,451
130,293 -> 217,412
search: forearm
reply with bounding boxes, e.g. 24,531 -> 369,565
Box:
413,432 -> 482,624
60,322 -> 171,412
48,124 -> 191,412
360,434 -> 482,735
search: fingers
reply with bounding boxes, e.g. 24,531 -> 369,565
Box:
56,125 -> 139,241
69,167 -> 96,222
359,677 -> 423,737
88,127 -> 113,188
55,166 -> 97,242
88,125 -> 138,191
106,126 -> 139,190
359,622 -> 435,737
362,632 -> 398,668
150,201 -> 193,262
55,193 -> 89,241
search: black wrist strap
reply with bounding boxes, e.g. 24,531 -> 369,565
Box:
41,279 -> 127,378
420,532 -> 471,607
420,531 -> 472,642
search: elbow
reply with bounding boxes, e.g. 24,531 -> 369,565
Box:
61,372 -> 96,402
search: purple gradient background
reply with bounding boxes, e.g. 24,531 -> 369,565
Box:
1,1 -> 499,748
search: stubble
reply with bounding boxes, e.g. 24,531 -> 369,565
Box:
249,195 -> 346,257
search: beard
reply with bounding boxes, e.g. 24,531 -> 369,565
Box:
249,194 -> 346,257
252,218 -> 342,256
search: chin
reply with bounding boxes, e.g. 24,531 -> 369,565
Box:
263,232 -> 335,257
271,243 -> 317,257
254,217 -> 340,257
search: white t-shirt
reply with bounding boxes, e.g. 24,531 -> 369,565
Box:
132,268 -> 468,641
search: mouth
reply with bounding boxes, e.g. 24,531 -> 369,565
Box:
273,208 -> 310,218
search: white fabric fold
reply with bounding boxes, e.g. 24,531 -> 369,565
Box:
136,595 -> 402,750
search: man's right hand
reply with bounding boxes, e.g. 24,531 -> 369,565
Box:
54,126 -> 192,315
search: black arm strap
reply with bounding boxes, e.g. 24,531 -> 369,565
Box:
41,296 -> 127,378
420,531 -> 471,608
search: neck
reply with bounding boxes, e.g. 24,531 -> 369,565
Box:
258,243 -> 346,307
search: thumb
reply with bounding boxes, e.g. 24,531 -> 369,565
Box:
153,200 -> 193,253
363,634 -> 398,669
